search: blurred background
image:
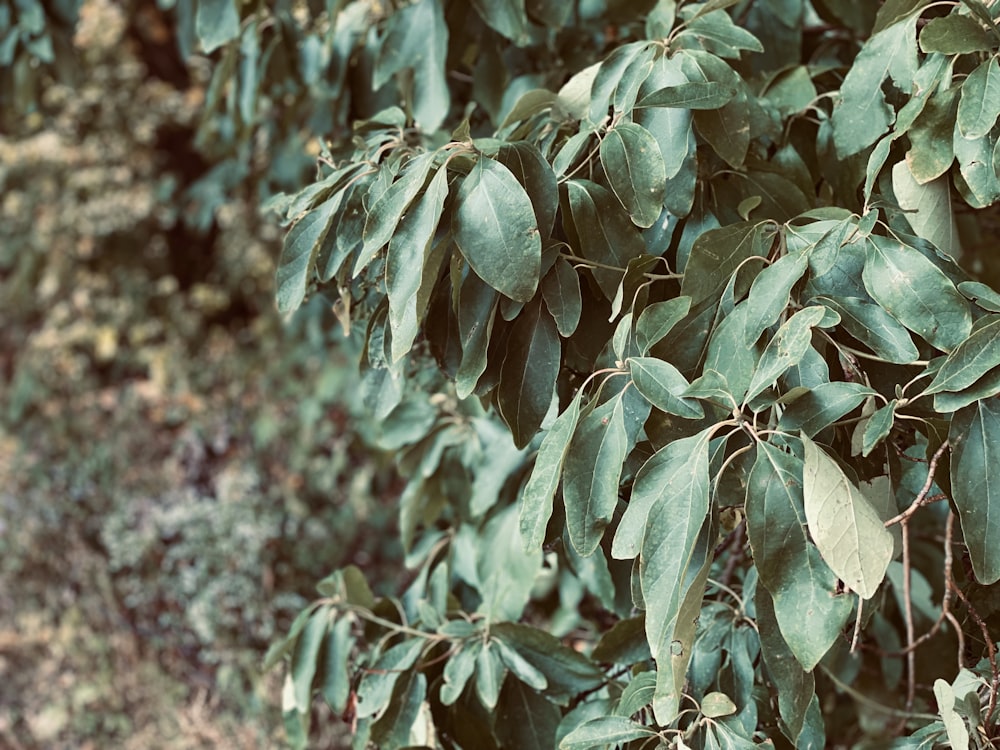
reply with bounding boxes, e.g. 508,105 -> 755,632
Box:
0,0 -> 401,746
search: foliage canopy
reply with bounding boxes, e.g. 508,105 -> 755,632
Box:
12,0 -> 1000,747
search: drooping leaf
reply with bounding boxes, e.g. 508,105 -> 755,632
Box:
563,391 -> 630,555
958,57 -> 1000,139
635,80 -> 737,109
564,179 -> 647,299
743,252 -> 809,343
747,443 -> 852,669
802,434 -> 894,599
318,617 -> 354,714
862,234 -> 971,351
497,141 -> 559,236
683,50 -> 751,167
496,677 -> 561,750
862,400 -> 897,457
520,391 -> 584,549
811,295 -> 920,364
470,0 -> 529,43
935,366 -> 1000,413
491,622 -> 605,699
906,88 -> 959,184
613,428 -> 712,560
276,196 -> 341,314
454,157 -> 542,303
541,259 -> 582,337
600,122 -> 667,228
744,306 -> 827,403
634,53 -> 694,180
498,299 -> 561,448
949,400 -> 1000,584
891,161 -> 960,257
369,670 -> 426,748
831,16 -> 918,157
681,221 -> 768,305
386,167 -> 449,362
440,642 -> 480,706
589,41 -> 656,123
359,151 -> 437,272
475,640 -> 506,710
355,638 -> 425,718
456,270 -> 500,399
290,605 -> 331,713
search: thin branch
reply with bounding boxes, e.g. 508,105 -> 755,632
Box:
884,440 -> 950,527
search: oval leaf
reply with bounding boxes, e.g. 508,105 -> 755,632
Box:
600,122 -> 667,228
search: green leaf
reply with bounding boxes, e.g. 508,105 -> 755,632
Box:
802,434 -> 894,599
318,617 -> 354,714
935,366 -> 1000,413
563,392 -> 630,556
497,299 -> 560,448
905,88 -> 959,184
195,0 -> 240,53
386,167 -> 449,362
456,271 -> 500,399
520,391 -> 584,549
778,382 -> 876,437
276,196 -> 340,314
635,297 -> 692,354
541,259 -> 582,337
862,400 -> 897,456
674,10 -> 764,58
634,53 -> 694,180
919,13 -> 993,54
454,157 -> 542,303
754,587 -> 820,745
744,306 -> 826,403
701,691 -> 737,718
704,305 -> 759,402
495,637 -> 548,691
497,141 -> 559,236
812,295 -> 920,364
681,221 -> 768,305
832,16 -> 918,157
629,357 -> 704,419
934,679 -> 971,750
589,42 -> 655,123
441,642 -> 479,706
744,252 -> 809,343
862,235 -> 971,351
954,122 -> 1000,208
891,161 -> 960,257
600,122 -> 667,228
355,638 -> 425,718
491,623 -> 605,699
635,80 -> 737,109
959,281 -> 1000,312
614,428 -> 712,559
564,179 -> 646,299
615,670 -> 656,716
949,400 -> 1000,584
373,0 -> 450,131
475,640 -> 506,710
747,443 -> 852,669
559,716 -> 656,750
683,51 -> 751,167
370,671 -> 426,748
592,616 -> 651,664
470,0 -> 529,43
290,605 -> 331,712
359,152 -> 437,273
959,58 -> 1000,139
496,677 -> 561,750
926,317 -> 1000,394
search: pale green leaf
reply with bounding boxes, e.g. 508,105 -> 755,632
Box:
629,357 -> 704,419
906,88 -> 959,183
919,14 -> 993,54
802,434 -> 894,599
589,42 -> 654,123
934,679 -> 971,750
290,605 -> 331,712
498,299 -> 561,448
926,316 -> 1000,394
635,297 -> 692,354
862,400 -> 897,456
935,367 -> 1000,413
634,53 -> 693,180
959,58 -> 1000,139
440,642 -> 479,706
949,400 -> 1000,584
355,638 -> 424,718
559,716 -> 655,750
812,295 -> 920,364
475,641 -> 506,709
747,443 -> 853,669
276,196 -> 341,314
777,382 -> 876,436
701,691 -> 737,718
743,252 -> 809,343
745,306 -> 826,403
891,161 -> 960,257
196,0 -> 240,53
454,157 -> 542,303
319,617 -> 354,713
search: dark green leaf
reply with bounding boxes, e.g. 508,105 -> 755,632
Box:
564,179 -> 646,299
497,141 -> 559,236
495,638 -> 548,690
386,167 -> 448,362
926,316 -> 1000,395
635,297 -> 692,354
498,299 -> 561,448
564,391 -> 630,555
614,670 -> 656,717
600,122 -> 667,228
862,235 -> 971,351
950,400 -> 1000,583
683,51 -> 751,167
454,157 -> 542,303
919,14 -> 994,54
276,196 -> 340,314
370,671 -> 427,748
355,639 -> 424,719
744,252 -> 809,343
592,616 -> 651,664
777,382 -> 876,436
959,281 -> 1000,312
802,434 -> 894,599
491,622 -> 605,699
862,400 -> 897,456
935,366 -> 1000,413
681,221 -> 768,305
470,0 -> 529,43
496,677 -> 561,750
635,80 -> 737,109
541,259 -> 582,337
674,10 -> 764,58
456,270 -> 500,398
589,42 -> 654,123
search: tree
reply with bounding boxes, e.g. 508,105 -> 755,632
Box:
11,0 -> 1000,747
